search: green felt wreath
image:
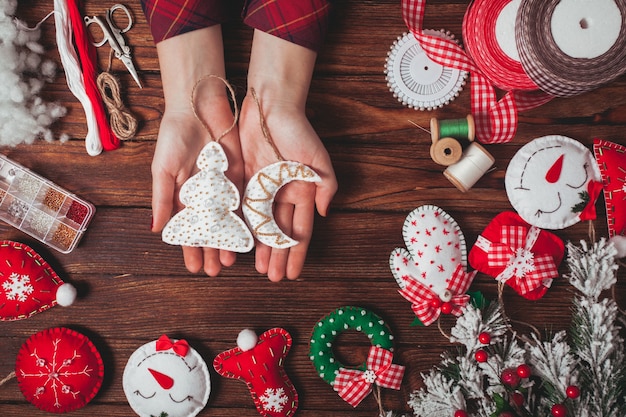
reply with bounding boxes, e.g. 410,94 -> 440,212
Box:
309,306 -> 395,385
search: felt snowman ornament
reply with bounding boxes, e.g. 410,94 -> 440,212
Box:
213,328 -> 298,417
505,135 -> 603,229
15,327 -> 104,413
123,335 -> 211,417
0,240 -> 76,321
469,211 -> 565,300
389,205 -> 477,326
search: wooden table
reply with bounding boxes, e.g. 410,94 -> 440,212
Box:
1,1 -> 625,416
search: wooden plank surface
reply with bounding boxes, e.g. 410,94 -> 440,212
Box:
1,1 -> 625,416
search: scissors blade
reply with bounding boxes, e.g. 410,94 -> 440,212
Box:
119,54 -> 142,89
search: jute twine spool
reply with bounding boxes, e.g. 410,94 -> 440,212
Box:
516,0 -> 626,97
97,71 -> 138,140
463,0 -> 538,91
444,142 -> 495,192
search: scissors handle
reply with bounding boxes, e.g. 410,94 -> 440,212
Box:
84,4 -> 133,50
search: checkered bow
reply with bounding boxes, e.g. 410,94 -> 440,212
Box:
482,225 -> 559,295
398,263 -> 476,326
401,0 -> 552,144
333,346 -> 405,407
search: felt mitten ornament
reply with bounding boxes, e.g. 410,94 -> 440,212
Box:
389,205 -> 477,326
122,335 -> 211,417
213,328 -> 298,417
593,139 -> 626,237
469,211 -> 565,300
0,240 -> 76,321
15,327 -> 104,413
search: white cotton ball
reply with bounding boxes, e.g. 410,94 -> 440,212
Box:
236,329 -> 259,352
609,235 -> 626,258
56,283 -> 77,306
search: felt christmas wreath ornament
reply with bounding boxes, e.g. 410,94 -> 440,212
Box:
213,328 -> 298,417
15,327 -> 104,413
0,240 -> 76,321
469,211 -> 565,300
309,306 -> 405,407
389,205 -> 477,326
593,138 -> 626,237
122,334 -> 211,417
505,135 -> 602,230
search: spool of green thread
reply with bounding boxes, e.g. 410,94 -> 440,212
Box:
430,114 -> 475,143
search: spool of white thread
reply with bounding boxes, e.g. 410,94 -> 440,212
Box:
443,142 -> 495,192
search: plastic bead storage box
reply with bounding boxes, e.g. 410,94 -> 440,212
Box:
0,155 -> 95,253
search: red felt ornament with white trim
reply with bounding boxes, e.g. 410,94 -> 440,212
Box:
0,240 -> 76,321
213,328 -> 298,417
593,138 -> 626,238
469,211 -> 565,300
389,205 -> 477,326
15,327 -> 104,413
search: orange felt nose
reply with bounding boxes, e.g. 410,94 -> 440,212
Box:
148,368 -> 174,390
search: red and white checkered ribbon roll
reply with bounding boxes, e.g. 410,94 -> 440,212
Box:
402,0 -> 552,144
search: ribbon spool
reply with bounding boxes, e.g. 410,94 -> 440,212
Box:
516,0 -> 626,97
444,142 -> 495,192
463,0 -> 538,91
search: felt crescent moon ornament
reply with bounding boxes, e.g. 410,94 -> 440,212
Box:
593,139 -> 626,237
162,141 -> 254,252
389,205 -> 477,326
469,211 -> 565,300
15,327 -> 104,413
213,328 -> 298,417
0,241 -> 77,321
505,135 -> 603,229
122,335 -> 211,417
243,161 -> 321,248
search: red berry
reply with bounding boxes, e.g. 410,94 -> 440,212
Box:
566,385 -> 580,399
516,363 -> 531,378
454,410 -> 468,417
501,368 -> 521,387
475,349 -> 488,362
441,302 -> 453,314
478,331 -> 491,344
551,404 -> 568,417
499,412 -> 515,417
511,391 -> 525,406
430,298 -> 442,308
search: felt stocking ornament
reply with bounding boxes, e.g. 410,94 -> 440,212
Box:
593,139 -> 626,237
0,241 -> 76,321
213,328 -> 298,417
389,205 -> 477,326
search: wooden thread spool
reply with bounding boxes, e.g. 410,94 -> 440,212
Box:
430,137 -> 463,166
443,142 -> 495,192
430,114 -> 475,143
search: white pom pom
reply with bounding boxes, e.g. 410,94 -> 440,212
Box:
236,329 -> 258,352
610,235 -> 626,258
56,283 -> 77,306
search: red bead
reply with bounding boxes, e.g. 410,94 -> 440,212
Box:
516,364 -> 532,378
440,302 -> 453,314
501,368 -> 521,387
566,385 -> 580,399
511,391 -> 525,406
478,331 -> 491,344
454,410 -> 468,417
475,349 -> 488,362
430,298 -> 442,308
551,404 -> 568,417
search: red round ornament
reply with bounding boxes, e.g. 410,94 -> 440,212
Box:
15,327 -> 104,413
454,410 -> 469,417
475,349 -> 488,363
516,363 -> 532,378
478,331 -> 491,344
499,412 -> 515,417
501,368 -> 521,387
551,403 -> 568,417
566,385 -> 580,399
440,301 -> 453,314
511,391 -> 525,407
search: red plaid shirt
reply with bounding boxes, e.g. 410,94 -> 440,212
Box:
141,0 -> 333,52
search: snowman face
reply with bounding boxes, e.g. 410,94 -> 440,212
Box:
123,340 -> 210,417
505,135 -> 601,229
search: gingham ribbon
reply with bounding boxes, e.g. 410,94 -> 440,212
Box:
483,225 -> 558,294
402,0 -> 553,144
398,264 -> 476,326
333,346 -> 405,407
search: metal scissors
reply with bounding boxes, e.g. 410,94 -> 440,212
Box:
84,4 -> 142,88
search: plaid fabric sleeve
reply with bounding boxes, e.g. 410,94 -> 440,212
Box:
243,0 -> 333,52
140,0 -> 231,43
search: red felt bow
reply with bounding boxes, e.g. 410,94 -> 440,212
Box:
156,334 -> 190,357
333,346 -> 405,407
579,180 -> 603,221
398,264 -> 476,326
485,225 -> 558,295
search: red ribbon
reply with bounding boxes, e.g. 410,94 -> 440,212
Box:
333,346 -> 405,407
398,264 -> 476,326
156,334 -> 190,357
